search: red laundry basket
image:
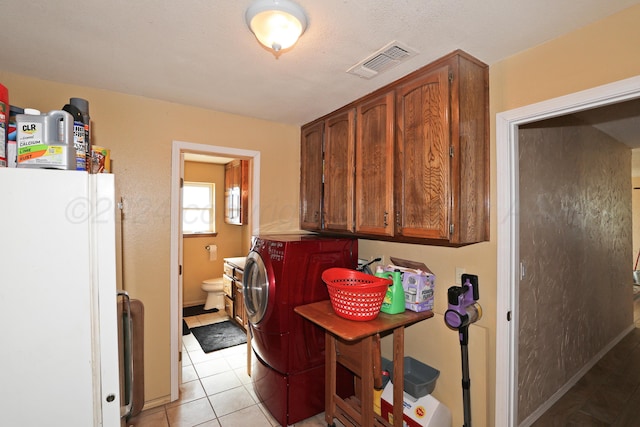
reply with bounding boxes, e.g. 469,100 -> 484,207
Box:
322,268 -> 391,321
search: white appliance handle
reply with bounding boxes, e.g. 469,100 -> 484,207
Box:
118,290 -> 134,419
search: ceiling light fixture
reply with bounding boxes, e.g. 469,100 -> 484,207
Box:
245,0 -> 308,57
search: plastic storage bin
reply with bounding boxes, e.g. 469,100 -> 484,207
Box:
386,356 -> 440,399
381,357 -> 393,388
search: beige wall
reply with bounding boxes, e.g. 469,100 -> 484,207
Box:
182,161 -> 248,306
0,72 -> 301,406
373,4 -> 640,426
3,2 -> 640,423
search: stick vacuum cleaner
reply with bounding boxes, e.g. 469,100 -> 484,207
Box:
444,274 -> 482,427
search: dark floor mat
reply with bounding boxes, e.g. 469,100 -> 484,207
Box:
190,321 -> 247,353
182,320 -> 190,335
183,304 -> 219,317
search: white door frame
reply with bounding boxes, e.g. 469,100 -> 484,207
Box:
169,140 -> 261,400
495,75 -> 640,426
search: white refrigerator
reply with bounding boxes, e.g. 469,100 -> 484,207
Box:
0,168 -> 122,426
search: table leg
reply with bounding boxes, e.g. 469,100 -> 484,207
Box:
372,333 -> 382,390
325,333 -> 337,426
392,327 -> 405,427
360,336 -> 374,427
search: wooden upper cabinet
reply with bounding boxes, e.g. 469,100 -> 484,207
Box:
452,53 -> 489,244
323,109 -> 355,232
299,50 -> 488,246
224,159 -> 249,225
300,121 -> 324,230
395,53 -> 489,244
395,65 -> 451,239
355,92 -> 394,236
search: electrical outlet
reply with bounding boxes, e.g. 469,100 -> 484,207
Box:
455,267 -> 465,285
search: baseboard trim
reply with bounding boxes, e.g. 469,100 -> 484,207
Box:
183,299 -> 207,308
139,394 -> 172,413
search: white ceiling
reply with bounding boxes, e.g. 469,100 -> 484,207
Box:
2,0 -> 639,127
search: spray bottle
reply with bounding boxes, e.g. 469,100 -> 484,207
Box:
70,98 -> 90,169
377,268 -> 405,314
62,103 -> 87,171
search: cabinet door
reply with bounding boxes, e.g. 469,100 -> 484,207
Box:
235,285 -> 246,329
395,65 -> 451,239
225,160 -> 248,225
224,296 -> 233,319
300,121 -> 324,230
224,164 -> 234,223
323,109 -> 355,232
355,92 -> 394,236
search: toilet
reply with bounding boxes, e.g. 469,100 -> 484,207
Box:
201,277 -> 224,311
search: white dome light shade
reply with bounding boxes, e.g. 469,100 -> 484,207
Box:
246,0 -> 308,53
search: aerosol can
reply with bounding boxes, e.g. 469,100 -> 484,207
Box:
376,268 -> 405,314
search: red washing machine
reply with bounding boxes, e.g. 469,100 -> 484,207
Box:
243,234 -> 357,426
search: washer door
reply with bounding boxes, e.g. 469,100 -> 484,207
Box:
243,250 -> 269,325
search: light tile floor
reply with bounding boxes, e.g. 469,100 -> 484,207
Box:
126,310 -> 334,427
124,294 -> 640,427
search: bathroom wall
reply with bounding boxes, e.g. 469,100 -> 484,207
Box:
517,115 -> 633,422
183,160 -> 247,307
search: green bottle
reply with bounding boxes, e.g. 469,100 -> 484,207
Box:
378,268 -> 405,314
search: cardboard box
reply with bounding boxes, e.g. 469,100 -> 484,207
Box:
380,381 -> 452,427
387,257 -> 435,312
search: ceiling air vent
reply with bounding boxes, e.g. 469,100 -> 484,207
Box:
347,41 -> 418,79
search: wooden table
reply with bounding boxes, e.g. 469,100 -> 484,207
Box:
295,300 -> 434,427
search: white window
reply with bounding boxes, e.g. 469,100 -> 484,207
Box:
182,182 -> 216,234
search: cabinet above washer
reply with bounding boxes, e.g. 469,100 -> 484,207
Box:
300,50 -> 489,247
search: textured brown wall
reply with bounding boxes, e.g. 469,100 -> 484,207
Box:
517,115 -> 633,421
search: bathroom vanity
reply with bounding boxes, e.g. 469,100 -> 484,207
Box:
223,257 -> 247,329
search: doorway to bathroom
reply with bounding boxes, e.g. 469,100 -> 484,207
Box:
170,140 -> 261,401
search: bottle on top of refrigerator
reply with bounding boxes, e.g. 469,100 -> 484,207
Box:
16,110 -> 76,170
62,103 -> 87,171
0,83 -> 8,167
69,98 -> 90,161
6,105 -> 24,168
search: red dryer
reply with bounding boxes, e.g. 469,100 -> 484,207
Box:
243,234 -> 357,426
